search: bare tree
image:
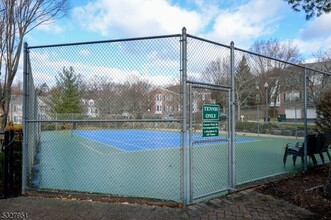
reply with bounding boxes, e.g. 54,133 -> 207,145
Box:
0,0 -> 68,129
204,57 -> 230,113
311,50 -> 331,93
285,50 -> 331,107
11,79 -> 22,96
249,39 -> 302,119
124,77 -> 153,119
96,76 -> 153,119
204,56 -> 256,119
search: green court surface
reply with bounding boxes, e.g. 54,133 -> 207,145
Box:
31,130 -> 325,202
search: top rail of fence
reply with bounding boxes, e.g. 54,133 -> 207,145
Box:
27,30 -> 331,77
186,33 -> 331,77
27,34 -> 182,49
186,34 -> 231,49
233,46 -> 331,76
25,119 -> 182,123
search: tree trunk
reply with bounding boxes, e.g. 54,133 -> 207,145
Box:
0,104 -> 5,130
272,85 -> 280,119
0,87 -> 12,130
324,161 -> 331,199
237,104 -> 241,121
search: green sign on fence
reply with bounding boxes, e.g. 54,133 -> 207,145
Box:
202,104 -> 219,121
202,104 -> 220,137
202,121 -> 219,137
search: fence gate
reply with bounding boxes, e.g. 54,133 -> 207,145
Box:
186,81 -> 233,203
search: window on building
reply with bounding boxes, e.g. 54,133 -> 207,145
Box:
165,94 -> 173,101
285,92 -> 301,102
308,91 -> 320,103
193,100 -> 198,113
156,94 -> 162,101
156,105 -> 162,113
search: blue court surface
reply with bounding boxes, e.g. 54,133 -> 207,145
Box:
72,129 -> 255,152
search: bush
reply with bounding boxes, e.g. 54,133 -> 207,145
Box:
5,122 -> 22,132
235,121 -> 315,136
0,151 -> 3,180
236,121 -> 276,133
316,90 -> 331,133
0,124 -> 23,195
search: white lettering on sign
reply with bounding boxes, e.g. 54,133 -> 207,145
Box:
205,114 -> 216,118
203,106 -> 219,111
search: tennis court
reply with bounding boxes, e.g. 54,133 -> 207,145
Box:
72,129 -> 254,151
31,129 -> 313,202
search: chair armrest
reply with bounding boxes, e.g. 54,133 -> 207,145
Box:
285,143 -> 300,149
286,143 -> 295,147
285,142 -> 303,154
295,142 -> 303,147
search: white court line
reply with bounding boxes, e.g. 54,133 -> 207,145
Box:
73,132 -> 123,152
76,133 -> 150,151
235,138 -> 273,143
79,142 -> 104,155
255,139 -> 274,142
103,138 -> 150,150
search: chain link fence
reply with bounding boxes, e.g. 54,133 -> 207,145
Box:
185,35 -> 232,201
232,47 -> 331,185
22,28 -> 331,205
22,56 -> 41,190
23,35 -> 184,202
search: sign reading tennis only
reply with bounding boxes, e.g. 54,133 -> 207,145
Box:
202,104 -> 220,137
202,104 -> 219,121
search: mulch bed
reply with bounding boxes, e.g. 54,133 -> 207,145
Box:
255,164 -> 331,219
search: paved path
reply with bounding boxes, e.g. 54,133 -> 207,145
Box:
0,189 -> 317,220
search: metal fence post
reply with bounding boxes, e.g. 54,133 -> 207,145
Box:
181,27 -> 190,205
22,42 -> 28,194
303,68 -> 308,171
229,41 -> 236,190
188,83 -> 193,203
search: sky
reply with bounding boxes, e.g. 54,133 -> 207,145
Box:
25,0 -> 331,62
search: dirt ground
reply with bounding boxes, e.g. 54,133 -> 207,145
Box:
255,164 -> 331,219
